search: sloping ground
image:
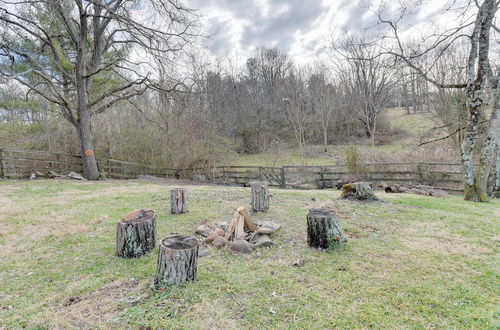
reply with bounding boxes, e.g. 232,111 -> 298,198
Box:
0,180 -> 498,328
229,108 -> 458,166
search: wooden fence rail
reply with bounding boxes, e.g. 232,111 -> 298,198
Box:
0,148 -> 465,191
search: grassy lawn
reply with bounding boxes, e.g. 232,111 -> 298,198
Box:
0,180 -> 498,329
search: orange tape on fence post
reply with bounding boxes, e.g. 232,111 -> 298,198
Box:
84,149 -> 94,157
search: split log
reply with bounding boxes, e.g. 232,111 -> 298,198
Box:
307,208 -> 347,249
237,206 -> 256,231
224,211 -> 243,240
250,181 -> 270,212
170,188 -> 188,214
341,182 -> 378,200
116,209 -> 157,258
155,235 -> 199,288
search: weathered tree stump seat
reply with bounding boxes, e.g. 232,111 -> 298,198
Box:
341,182 -> 378,200
250,181 -> 270,212
116,209 -> 157,258
155,235 -> 199,288
170,188 -> 188,214
307,208 -> 347,249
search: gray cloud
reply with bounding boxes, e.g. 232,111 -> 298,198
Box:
240,0 -> 326,51
191,0 -> 327,54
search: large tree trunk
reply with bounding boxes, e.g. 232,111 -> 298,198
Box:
116,209 -> 157,258
155,235 -> 199,288
77,108 -> 100,180
307,208 -> 347,249
461,0 -> 497,202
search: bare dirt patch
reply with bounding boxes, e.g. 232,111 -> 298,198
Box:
53,279 -> 147,328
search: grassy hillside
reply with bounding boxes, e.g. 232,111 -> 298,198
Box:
228,108 -> 458,166
0,180 -> 498,328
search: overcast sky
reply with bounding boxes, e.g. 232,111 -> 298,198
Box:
186,0 -> 452,65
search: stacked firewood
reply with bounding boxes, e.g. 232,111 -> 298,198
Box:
196,206 -> 279,253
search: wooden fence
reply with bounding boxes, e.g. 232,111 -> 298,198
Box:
0,148 -> 465,191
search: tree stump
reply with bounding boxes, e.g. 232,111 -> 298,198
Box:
170,188 -> 188,214
155,235 -> 199,288
340,182 -> 378,200
250,181 -> 270,212
116,209 -> 157,258
307,208 -> 347,249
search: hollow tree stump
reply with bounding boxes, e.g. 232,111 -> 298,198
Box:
155,235 -> 199,288
116,209 -> 157,258
307,208 -> 347,249
250,181 -> 270,212
170,188 -> 188,214
341,182 -> 378,200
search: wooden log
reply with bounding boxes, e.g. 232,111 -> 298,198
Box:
250,181 -> 270,212
170,188 -> 188,214
384,185 -> 407,193
237,206 -> 256,231
155,235 -> 199,288
307,208 -> 347,249
116,209 -> 157,258
340,182 -> 378,200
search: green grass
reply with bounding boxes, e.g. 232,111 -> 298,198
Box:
227,108 -> 449,166
0,180 -> 498,328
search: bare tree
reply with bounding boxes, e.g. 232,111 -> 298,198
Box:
331,34 -> 396,148
308,69 -> 339,152
0,0 -> 197,179
374,0 -> 499,201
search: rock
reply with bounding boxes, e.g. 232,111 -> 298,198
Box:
218,222 -> 228,230
196,224 -> 213,237
292,259 -> 304,267
228,240 -> 252,254
67,171 -> 87,181
29,173 -> 36,180
257,221 -> 281,231
257,227 -> 275,235
212,235 -> 228,249
251,235 -> 274,248
198,249 -> 210,257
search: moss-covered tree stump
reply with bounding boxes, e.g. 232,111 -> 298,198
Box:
250,181 -> 269,212
155,235 -> 199,288
116,209 -> 157,258
307,208 -> 347,249
341,182 -> 378,200
170,188 -> 188,214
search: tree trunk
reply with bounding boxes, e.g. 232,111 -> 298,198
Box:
323,126 -> 328,152
116,209 -> 157,258
341,182 -> 378,200
170,188 -> 188,214
77,109 -> 100,180
155,235 -> 199,288
307,208 -> 347,249
250,181 -> 270,212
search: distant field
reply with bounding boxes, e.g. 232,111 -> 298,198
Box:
228,108 -> 456,166
0,180 -> 498,328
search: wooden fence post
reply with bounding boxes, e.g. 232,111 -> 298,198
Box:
417,163 -> 424,184
0,148 -> 5,178
258,166 -> 263,181
280,167 -> 286,188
